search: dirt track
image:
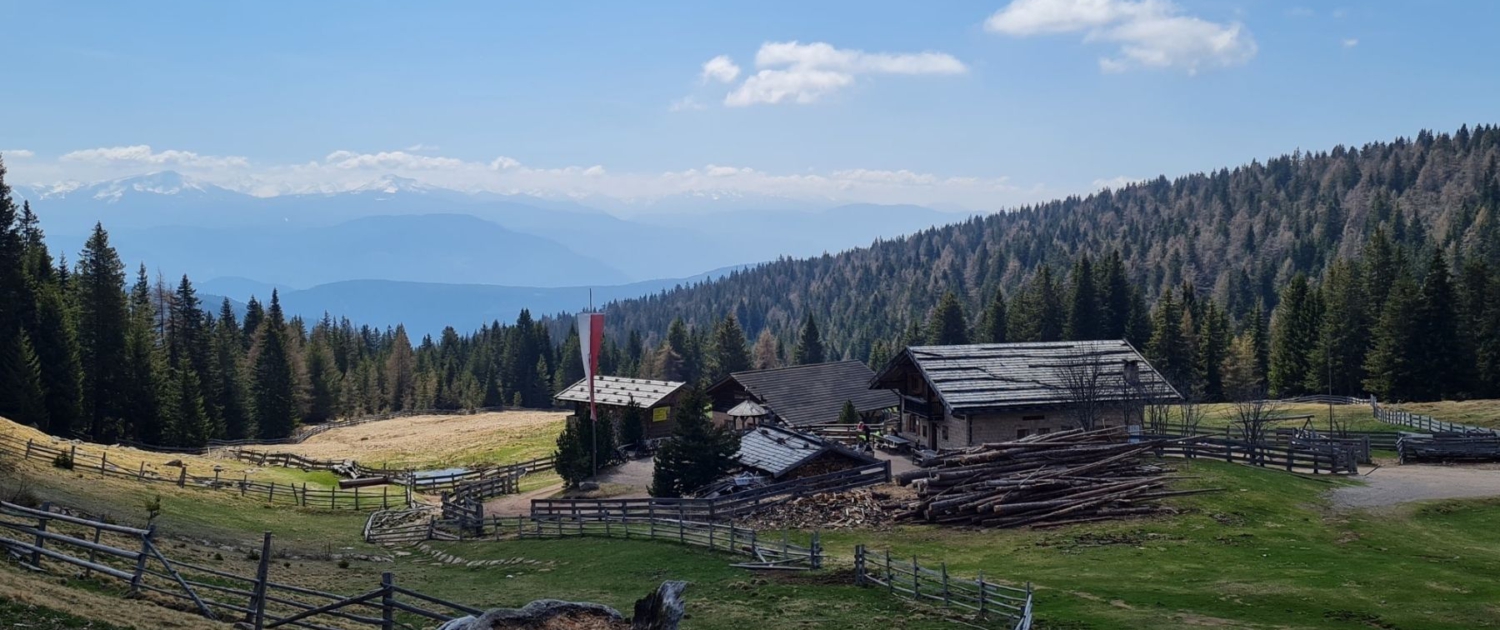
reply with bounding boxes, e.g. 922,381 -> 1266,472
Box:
1330,463 -> 1500,508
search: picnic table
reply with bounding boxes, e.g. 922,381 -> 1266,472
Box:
877,433 -> 913,454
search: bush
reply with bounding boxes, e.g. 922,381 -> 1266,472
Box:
52,451 -> 73,470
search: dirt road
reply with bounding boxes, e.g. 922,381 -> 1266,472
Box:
1330,463 -> 1500,508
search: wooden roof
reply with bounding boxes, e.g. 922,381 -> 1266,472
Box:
871,340 -> 1181,415
554,375 -> 685,409
708,361 -> 900,427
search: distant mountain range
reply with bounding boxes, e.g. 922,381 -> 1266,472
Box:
18,170 -> 969,334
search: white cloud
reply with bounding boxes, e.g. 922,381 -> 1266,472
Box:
489,156 -> 521,171
60,144 -> 249,168
2,149 -> 35,159
717,41 -> 966,107
1341,38 -> 1359,48
669,96 -> 705,112
323,150 -> 465,170
700,55 -> 741,84
404,143 -> 440,152
986,0 -> 1257,74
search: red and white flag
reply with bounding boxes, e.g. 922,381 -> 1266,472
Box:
578,313 -> 605,422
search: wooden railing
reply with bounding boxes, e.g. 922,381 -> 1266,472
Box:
854,545 -> 1032,629
529,460 -> 892,522
0,434 -> 410,511
1144,433 -> 1359,474
1373,403 -> 1498,436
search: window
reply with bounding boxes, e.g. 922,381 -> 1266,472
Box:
1017,428 -> 1030,439
1022,415 -> 1045,422
941,425 -> 949,441
1037,427 -> 1051,435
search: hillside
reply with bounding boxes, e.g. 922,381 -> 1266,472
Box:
601,126 -> 1500,359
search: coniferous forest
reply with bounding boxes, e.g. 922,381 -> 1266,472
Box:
3,127 -> 1500,446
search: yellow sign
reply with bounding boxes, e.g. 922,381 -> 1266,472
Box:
653,406 -> 670,422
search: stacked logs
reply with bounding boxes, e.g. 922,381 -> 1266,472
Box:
894,428 -> 1215,528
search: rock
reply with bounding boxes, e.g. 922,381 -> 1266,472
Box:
164,459 -> 184,467
578,481 -> 601,491
441,582 -> 688,630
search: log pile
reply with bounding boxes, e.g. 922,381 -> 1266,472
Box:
894,428 -> 1214,528
738,488 -> 910,530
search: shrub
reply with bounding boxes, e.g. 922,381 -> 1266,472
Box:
52,451 -> 74,470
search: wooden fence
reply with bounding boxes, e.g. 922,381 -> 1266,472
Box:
854,545 -> 1032,629
529,460 -> 892,522
0,434 -> 410,511
1397,433 -> 1500,463
1373,403 -> 1499,436
1145,433 -> 1359,474
0,502 -> 481,628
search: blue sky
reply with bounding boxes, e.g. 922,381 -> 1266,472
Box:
3,0 -> 1498,211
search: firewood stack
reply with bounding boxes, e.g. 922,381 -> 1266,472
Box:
894,428 -> 1212,528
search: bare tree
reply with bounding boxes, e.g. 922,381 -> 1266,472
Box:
1054,348 -> 1123,432
1177,394 -> 1206,436
1230,390 -> 1282,466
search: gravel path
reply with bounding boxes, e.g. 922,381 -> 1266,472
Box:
1330,463 -> 1500,508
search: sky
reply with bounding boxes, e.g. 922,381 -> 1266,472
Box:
3,0 -> 1499,213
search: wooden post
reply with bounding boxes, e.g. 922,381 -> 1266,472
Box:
854,545 -> 864,585
84,525 -> 102,578
178,466 -> 187,487
139,461 -> 146,478
31,502 -> 50,568
249,532 -> 272,630
355,489 -> 360,511
70,444 -> 77,466
381,572 -> 395,630
241,474 -> 248,496
268,481 -> 276,503
977,570 -> 987,619
24,439 -> 32,459
727,523 -> 735,552
912,556 -> 920,600
941,562 -> 950,607
382,487 -> 389,510
100,452 -> 108,475
885,550 -> 894,594
129,524 -> 155,596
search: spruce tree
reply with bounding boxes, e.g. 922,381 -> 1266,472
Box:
30,284 -> 84,436
213,299 -> 253,439
1306,260 -> 1368,395
1146,289 -> 1192,389
926,290 -> 970,345
977,288 -> 1008,343
1247,300 -> 1271,391
386,325 -> 416,410
1194,300 -> 1230,401
251,291 -> 299,439
0,329 -> 47,427
1269,274 -> 1319,396
241,296 -> 264,351
1097,251 -> 1132,340
1065,255 -> 1101,340
121,265 -> 166,443
710,315 -> 752,381
304,333 -> 341,423
650,385 -> 739,498
1412,250 -> 1464,400
1364,274 -> 1420,400
75,224 -> 130,440
618,399 -> 646,447
792,314 -> 825,364
838,399 -> 860,424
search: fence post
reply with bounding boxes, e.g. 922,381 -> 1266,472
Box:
178,466 -> 187,487
100,452 -> 108,475
977,570 -> 987,619
31,502 -> 50,568
886,550 -> 894,594
854,545 -> 864,585
941,561 -> 950,607
249,532 -> 273,630
355,489 -> 361,511
129,523 -> 155,596
912,556 -> 920,600
70,444 -> 77,466
84,523 -> 102,578
381,572 -> 395,630
24,439 -> 32,459
241,474 -> 248,496
812,530 -> 821,569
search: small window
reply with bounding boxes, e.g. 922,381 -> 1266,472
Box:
1037,428 -> 1051,435
941,425 -> 949,441
1017,429 -> 1030,439
1022,415 -> 1045,422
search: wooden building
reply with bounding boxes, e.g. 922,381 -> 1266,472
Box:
554,375 -> 687,440
735,424 -> 877,480
871,340 -> 1180,451
707,361 -> 900,430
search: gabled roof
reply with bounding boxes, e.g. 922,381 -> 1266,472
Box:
709,360 -> 899,427
871,340 -> 1181,415
726,400 -> 771,418
554,375 -> 685,408
735,424 -> 872,478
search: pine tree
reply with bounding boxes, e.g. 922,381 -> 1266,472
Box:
75,224 -> 130,440
650,386 -> 739,498
792,314 -> 825,365
553,416 -> 592,487
386,325 -> 416,410
30,284 -> 84,436
838,400 -> 859,424
1412,250 -> 1465,400
926,290 -> 969,345
213,299 -> 253,439
1065,255 -> 1101,340
1364,274 -> 1420,400
241,296 -> 264,351
1194,300 -> 1230,401
1269,274 -> 1319,396
1247,300 -> 1271,391
0,329 -> 47,427
1146,289 -> 1192,390
1097,251 -> 1132,340
304,333 -> 341,423
977,288 -> 1008,343
709,315 -> 752,381
618,399 -> 646,447
1306,259 -> 1368,395
251,291 -> 299,438
121,265 -> 166,443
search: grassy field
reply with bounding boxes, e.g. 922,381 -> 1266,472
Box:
1399,399 -> 1500,429
274,410 -> 567,469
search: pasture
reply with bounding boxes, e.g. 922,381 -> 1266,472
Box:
270,410 -> 567,469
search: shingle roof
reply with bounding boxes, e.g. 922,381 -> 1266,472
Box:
734,425 -> 831,477
872,340 -> 1181,415
554,375 -> 685,408
712,361 -> 900,427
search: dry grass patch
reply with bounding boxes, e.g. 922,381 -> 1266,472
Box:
274,411 -> 567,468
0,564 -> 227,629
